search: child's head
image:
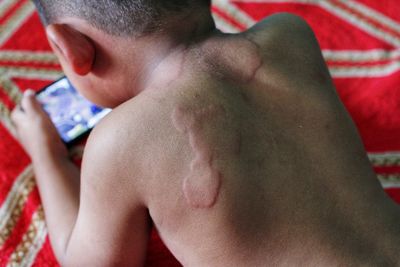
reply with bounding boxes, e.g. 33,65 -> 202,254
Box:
32,0 -> 211,37
31,0 -> 213,108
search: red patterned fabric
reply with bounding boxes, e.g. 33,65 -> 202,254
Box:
0,0 -> 399,266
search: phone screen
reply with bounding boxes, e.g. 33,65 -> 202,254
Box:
36,77 -> 111,144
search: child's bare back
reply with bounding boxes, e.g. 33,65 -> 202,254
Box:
75,15 -> 400,266
12,1 -> 400,266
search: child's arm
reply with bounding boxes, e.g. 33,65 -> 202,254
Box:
12,91 -> 150,266
12,90 -> 80,257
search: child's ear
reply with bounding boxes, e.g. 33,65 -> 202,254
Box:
46,24 -> 95,76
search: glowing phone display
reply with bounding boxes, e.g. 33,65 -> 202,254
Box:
36,77 -> 111,144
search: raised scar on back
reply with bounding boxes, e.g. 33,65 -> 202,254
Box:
172,105 -> 225,208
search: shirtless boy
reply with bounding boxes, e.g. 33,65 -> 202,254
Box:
11,0 -> 400,266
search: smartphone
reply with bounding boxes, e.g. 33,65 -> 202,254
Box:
36,76 -> 111,146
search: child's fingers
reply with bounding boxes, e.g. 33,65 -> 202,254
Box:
21,90 -> 43,115
11,105 -> 25,126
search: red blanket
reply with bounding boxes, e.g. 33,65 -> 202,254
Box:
0,0 -> 399,266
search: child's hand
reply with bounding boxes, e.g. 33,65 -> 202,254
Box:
11,90 -> 68,161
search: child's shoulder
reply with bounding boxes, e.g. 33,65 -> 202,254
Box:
243,12 -> 321,64
244,12 -> 315,43
79,93 -> 177,204
84,91 -> 181,167
243,12 -> 333,97
87,91 -> 173,155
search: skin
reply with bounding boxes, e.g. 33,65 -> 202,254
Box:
172,105 -> 225,208
11,5 -> 400,267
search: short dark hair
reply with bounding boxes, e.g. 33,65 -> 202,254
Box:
32,0 -> 211,37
